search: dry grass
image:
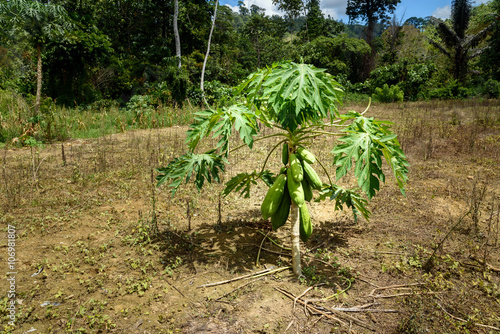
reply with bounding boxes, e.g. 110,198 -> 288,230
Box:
1,99 -> 499,333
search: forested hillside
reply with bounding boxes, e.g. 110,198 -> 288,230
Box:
0,0 -> 499,144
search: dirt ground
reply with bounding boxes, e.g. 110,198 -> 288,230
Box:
1,100 -> 499,333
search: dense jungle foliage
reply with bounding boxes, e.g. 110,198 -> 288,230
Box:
0,0 -> 499,144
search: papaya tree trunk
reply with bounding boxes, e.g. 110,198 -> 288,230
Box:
35,43 -> 42,116
290,202 -> 302,276
173,0 -> 181,68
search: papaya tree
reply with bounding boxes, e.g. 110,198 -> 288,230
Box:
157,62 -> 408,276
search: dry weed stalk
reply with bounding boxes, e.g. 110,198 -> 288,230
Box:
468,180 -> 487,233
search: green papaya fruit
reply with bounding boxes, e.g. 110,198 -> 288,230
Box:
282,143 -> 289,165
271,185 -> 291,231
297,147 -> 316,164
303,161 -> 322,190
299,204 -> 313,242
261,174 -> 287,220
287,168 -> 304,206
302,178 -> 313,202
289,153 -> 303,182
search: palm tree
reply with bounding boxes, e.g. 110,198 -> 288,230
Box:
0,0 -> 73,115
428,0 -> 494,82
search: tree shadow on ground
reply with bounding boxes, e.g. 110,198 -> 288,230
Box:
151,208 -> 275,275
150,210 -> 363,288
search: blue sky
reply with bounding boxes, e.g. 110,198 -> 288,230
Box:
220,0 -> 492,22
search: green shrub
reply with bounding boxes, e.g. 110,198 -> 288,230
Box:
124,95 -> 156,127
187,81 -> 233,106
368,61 -> 436,100
372,84 -> 404,103
481,79 -> 500,98
368,64 -> 403,91
37,97 -> 70,142
147,82 -> 172,105
187,86 -> 204,106
401,63 -> 437,100
426,80 -> 470,100
204,81 -> 233,105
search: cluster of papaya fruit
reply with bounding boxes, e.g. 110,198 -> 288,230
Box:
261,143 -> 323,242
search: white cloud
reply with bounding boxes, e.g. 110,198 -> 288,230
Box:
228,0 -> 349,20
432,5 -> 451,19
236,0 -> 281,16
320,0 -> 348,20
223,4 -> 239,13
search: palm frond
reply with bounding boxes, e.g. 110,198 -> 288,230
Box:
463,23 -> 495,49
436,21 -> 460,49
426,37 -> 452,58
451,0 -> 471,39
466,46 -> 489,61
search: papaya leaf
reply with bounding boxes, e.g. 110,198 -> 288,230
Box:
332,116 -> 409,199
186,105 -> 258,156
225,104 -> 258,149
223,170 -> 274,198
156,150 -> 226,196
317,184 -> 371,222
238,62 -> 344,132
186,109 -> 220,151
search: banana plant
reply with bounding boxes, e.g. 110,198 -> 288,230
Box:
157,62 -> 409,277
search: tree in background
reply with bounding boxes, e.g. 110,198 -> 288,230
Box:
38,1 -> 113,105
201,0 -> 219,105
272,0 -> 304,42
174,0 -> 181,68
428,0 -> 495,83
380,15 -> 405,64
480,0 -> 500,81
300,35 -> 370,83
0,0 -> 73,115
404,16 -> 430,31
346,0 -> 401,52
235,4 -> 289,71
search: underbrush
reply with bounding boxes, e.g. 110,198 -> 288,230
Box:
0,89 -> 196,146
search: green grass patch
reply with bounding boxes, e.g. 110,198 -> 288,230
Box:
0,89 -> 197,145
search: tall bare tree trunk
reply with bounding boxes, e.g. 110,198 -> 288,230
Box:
173,0 -> 181,68
201,0 -> 218,103
35,44 -> 42,115
290,202 -> 302,276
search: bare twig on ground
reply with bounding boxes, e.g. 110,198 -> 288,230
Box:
469,256 -> 500,273
164,277 -> 185,297
435,301 -> 500,331
356,277 -> 380,288
275,287 -> 375,332
276,287 -> 350,329
197,266 -> 291,288
216,279 -> 260,300
332,307 -> 397,313
368,283 -> 425,297
372,292 -> 441,299
257,230 -> 291,251
293,285 -> 317,312
256,231 -> 271,267
423,208 -> 472,272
